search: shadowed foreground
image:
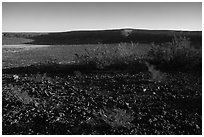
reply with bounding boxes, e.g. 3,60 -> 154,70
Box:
2,63 -> 202,134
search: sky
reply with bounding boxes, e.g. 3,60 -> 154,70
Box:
2,2 -> 202,32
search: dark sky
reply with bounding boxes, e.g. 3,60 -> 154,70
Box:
2,2 -> 202,32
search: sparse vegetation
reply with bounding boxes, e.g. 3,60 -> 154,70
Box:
74,42 -> 146,71
145,61 -> 166,82
2,32 -> 202,135
6,84 -> 34,105
94,107 -> 135,129
147,35 -> 202,71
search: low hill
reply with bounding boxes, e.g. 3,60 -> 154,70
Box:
2,28 -> 202,47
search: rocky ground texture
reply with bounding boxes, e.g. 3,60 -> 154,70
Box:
2,71 -> 202,135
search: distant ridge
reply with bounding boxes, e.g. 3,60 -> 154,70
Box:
3,28 -> 202,34
2,28 -> 202,46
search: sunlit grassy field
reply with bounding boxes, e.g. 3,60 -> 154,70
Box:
2,43 -> 150,69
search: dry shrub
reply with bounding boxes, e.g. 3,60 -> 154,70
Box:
94,107 -> 135,129
145,62 -> 165,82
74,43 -> 143,70
8,84 -> 33,104
147,35 -> 201,71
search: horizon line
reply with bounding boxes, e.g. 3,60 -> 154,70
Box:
2,27 -> 202,33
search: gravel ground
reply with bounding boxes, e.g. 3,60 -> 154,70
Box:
2,71 -> 202,135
